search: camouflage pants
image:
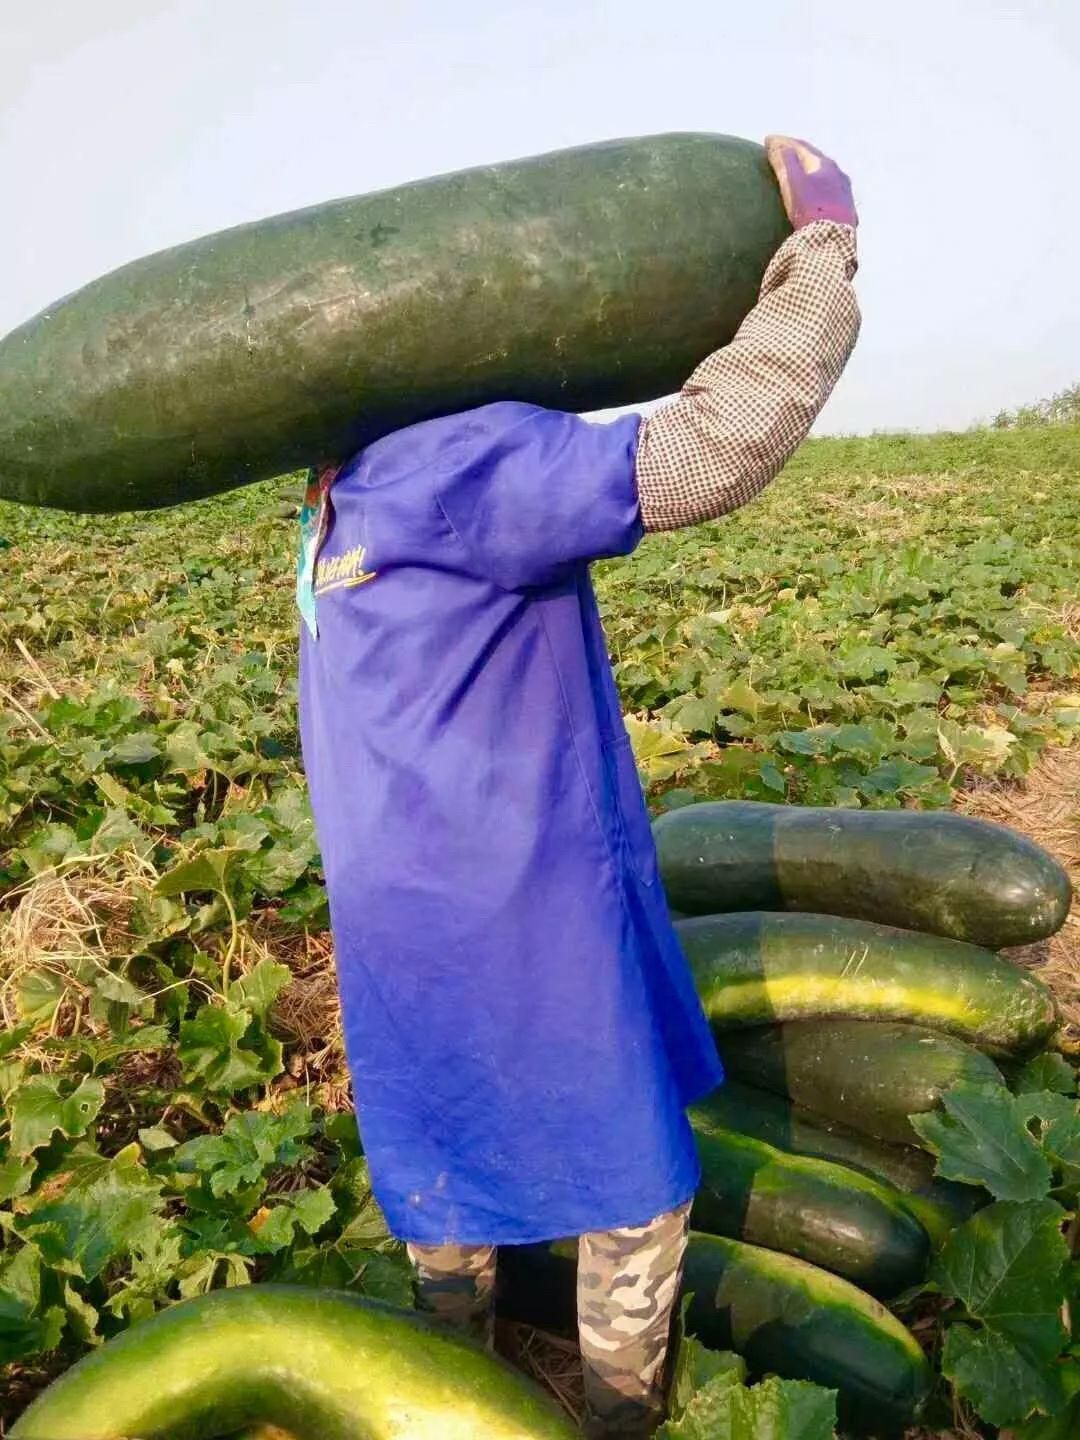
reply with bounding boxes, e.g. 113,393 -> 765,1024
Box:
407,1200 -> 691,1437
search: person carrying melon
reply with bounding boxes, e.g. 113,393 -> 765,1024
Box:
296,135 -> 860,1437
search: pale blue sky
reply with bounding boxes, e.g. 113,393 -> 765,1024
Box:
3,2 -> 1077,432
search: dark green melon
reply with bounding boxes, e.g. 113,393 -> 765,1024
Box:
690,1112 -> 931,1294
678,910 -> 1057,1055
655,800 -> 1072,949
718,1020 -> 1004,1146
0,134 -> 789,513
694,1080 -> 982,1243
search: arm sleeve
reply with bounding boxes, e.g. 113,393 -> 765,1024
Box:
435,403 -> 644,591
634,220 -> 861,532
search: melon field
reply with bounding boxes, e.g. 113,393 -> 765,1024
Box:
0,418 -> 1077,1437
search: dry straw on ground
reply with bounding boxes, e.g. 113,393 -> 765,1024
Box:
495,1320 -> 587,1428
956,740 -> 1080,1051
0,854 -> 154,1044
254,911 -> 351,1103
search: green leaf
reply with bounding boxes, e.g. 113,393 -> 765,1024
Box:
15,968 -> 66,1026
0,1244 -> 65,1364
87,806 -> 146,855
245,1206 -> 295,1253
0,1152 -> 36,1202
138,1125 -> 178,1152
857,758 -> 939,795
177,1000 -> 282,1093
18,1145 -> 165,1282
243,819 -> 319,896
178,1210 -> 250,1255
108,732 -> 160,764
932,1199 -> 1069,1363
323,1111 -> 362,1158
156,847 -> 241,898
88,968 -> 152,1017
1020,1091 -> 1080,1191
776,727 -> 836,757
9,1074 -> 106,1157
656,787 -> 698,812
876,677 -> 943,708
18,822 -> 81,875
247,1186 -> 336,1254
717,677 -> 764,718
41,1025 -> 170,1068
0,1244 -> 39,1315
176,1250 -> 253,1298
758,758 -> 787,794
63,1279 -> 102,1345
106,1225 -> 186,1324
356,1251 -> 416,1308
92,773 -> 176,825
0,1057 -> 26,1103
830,720 -> 892,761
230,958 -> 292,1017
664,697 -> 718,734
172,1105 -> 314,1197
270,1243 -> 358,1289
0,1021 -> 34,1059
669,1325 -> 746,1421
838,643 -> 895,681
278,882 -> 330,928
132,890 -> 191,946
660,1373 -> 836,1440
332,1158 -> 393,1248
623,715 -> 712,782
1012,1361 -> 1080,1438
910,1081 -> 1053,1200
177,1003 -> 257,1089
663,1295 -> 831,1437
163,722 -> 216,776
214,812 -> 273,853
941,1323 -> 1064,1428
290,1185 -> 336,1236
1012,1054 -> 1078,1097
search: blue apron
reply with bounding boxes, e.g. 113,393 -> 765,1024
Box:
298,401 -> 723,1245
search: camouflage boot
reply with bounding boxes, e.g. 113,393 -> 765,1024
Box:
577,1200 -> 692,1436
406,1239 -> 497,1349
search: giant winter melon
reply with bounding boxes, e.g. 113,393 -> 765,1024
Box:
0,134 -> 789,513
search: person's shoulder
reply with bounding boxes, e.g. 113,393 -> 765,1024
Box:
378,401 -> 558,453
343,402 -> 583,485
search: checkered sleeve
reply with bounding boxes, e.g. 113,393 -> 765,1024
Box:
634,220 -> 860,532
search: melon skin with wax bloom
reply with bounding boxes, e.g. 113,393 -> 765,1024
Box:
0,133 -> 790,514
654,800 -> 1073,949
9,1285 -> 577,1440
677,909 -> 1058,1055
